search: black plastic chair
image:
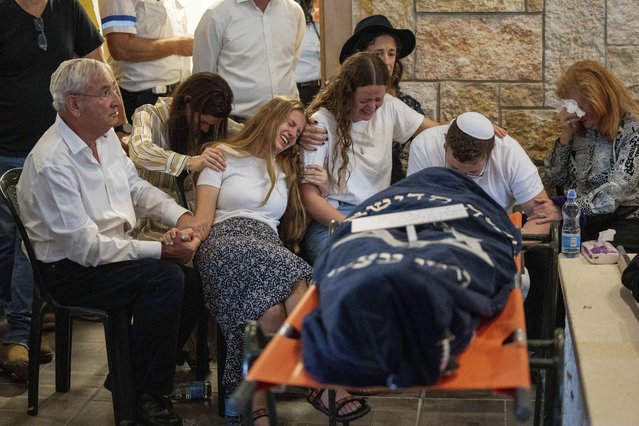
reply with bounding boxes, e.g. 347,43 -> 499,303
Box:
173,170 -> 227,417
0,168 -> 136,425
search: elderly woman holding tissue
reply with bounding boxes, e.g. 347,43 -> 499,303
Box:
531,60 -> 639,251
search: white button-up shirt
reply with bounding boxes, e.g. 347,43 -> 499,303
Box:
17,115 -> 188,267
193,0 -> 305,119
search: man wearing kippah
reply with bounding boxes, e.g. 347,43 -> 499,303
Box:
408,111 -> 549,234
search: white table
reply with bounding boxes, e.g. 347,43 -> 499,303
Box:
559,255 -> 639,425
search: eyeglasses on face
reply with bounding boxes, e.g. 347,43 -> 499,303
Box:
33,17 -> 47,51
71,82 -> 120,99
444,151 -> 488,179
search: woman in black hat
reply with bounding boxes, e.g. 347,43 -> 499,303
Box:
340,15 -> 436,183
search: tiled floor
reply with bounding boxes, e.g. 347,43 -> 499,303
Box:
0,318 -> 535,426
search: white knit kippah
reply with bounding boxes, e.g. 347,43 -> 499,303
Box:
456,112 -> 494,140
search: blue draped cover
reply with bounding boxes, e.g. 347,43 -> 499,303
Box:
301,168 -> 522,388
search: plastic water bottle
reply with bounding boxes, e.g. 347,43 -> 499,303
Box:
561,188 -> 581,258
172,380 -> 212,401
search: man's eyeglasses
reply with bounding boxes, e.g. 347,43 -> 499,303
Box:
71,83 -> 120,99
444,153 -> 487,179
33,17 -> 47,51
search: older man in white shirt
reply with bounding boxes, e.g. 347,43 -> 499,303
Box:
193,0 -> 305,121
17,58 -> 204,426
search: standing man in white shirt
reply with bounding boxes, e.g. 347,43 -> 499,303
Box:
17,58 -> 205,426
408,111 -> 550,234
99,0 -> 193,127
193,0 -> 305,122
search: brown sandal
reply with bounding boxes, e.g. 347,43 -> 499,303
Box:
306,387 -> 371,422
252,407 -> 268,424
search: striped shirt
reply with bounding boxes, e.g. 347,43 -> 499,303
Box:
129,97 -> 185,192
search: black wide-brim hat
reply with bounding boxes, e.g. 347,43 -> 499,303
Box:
339,15 -> 416,64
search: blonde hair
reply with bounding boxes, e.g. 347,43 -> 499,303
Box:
308,52 -> 389,189
556,60 -> 639,140
208,97 -> 307,252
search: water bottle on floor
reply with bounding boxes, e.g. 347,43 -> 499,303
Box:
172,380 -> 212,401
561,188 -> 581,258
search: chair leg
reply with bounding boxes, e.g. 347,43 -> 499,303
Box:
217,322 -> 226,418
195,310 -> 209,381
27,299 -> 47,416
54,309 -> 72,392
103,309 -> 135,425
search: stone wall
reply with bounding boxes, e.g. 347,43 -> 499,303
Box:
352,0 -> 639,163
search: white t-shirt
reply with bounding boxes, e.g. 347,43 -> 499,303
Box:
302,94 -> 423,206
407,124 -> 544,211
99,0 -> 191,91
197,150 -> 287,232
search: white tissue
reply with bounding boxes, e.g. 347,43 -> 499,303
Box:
562,99 -> 586,118
598,229 -> 616,242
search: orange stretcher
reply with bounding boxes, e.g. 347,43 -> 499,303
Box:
230,213 -> 531,425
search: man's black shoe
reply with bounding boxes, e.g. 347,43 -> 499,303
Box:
103,374 -> 112,392
136,393 -> 182,426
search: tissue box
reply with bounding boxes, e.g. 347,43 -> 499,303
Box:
581,240 -> 619,264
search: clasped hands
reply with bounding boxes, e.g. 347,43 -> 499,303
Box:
160,214 -> 209,264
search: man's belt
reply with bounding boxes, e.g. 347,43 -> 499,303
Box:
151,82 -> 180,95
297,79 -> 322,88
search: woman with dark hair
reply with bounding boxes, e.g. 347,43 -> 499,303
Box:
129,72 -> 234,240
130,71 -> 234,179
532,60 -> 639,250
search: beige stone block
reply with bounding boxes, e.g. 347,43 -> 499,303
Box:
416,0 -> 524,12
440,83 -> 499,123
399,82 -> 439,121
544,0 -> 605,106
609,47 -> 639,102
608,0 -> 639,44
503,109 -> 559,162
500,83 -> 544,107
416,15 -> 542,81
608,47 -> 639,90
527,0 -> 544,12
351,0 -> 417,77
352,0 -> 415,29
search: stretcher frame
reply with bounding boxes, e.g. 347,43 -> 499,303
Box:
229,213 -> 539,425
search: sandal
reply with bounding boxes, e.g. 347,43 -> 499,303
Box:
252,408 -> 268,424
306,387 -> 371,422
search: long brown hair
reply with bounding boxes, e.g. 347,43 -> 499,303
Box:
556,60 -> 639,140
212,97 -> 307,252
167,72 -> 233,155
307,52 -> 389,189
